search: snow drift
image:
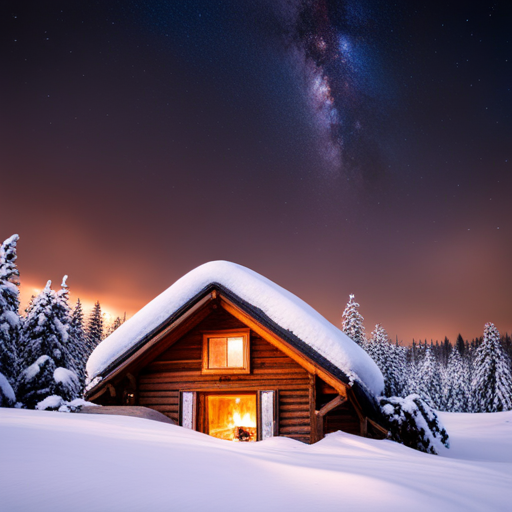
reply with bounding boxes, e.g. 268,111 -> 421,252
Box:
1,408 -> 511,512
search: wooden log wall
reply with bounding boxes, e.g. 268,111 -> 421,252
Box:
136,307 -> 313,443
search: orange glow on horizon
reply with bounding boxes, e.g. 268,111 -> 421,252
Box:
18,280 -> 134,326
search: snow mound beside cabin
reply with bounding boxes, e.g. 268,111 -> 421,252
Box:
87,261 -> 384,396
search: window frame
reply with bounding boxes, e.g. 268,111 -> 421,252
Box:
201,328 -> 251,375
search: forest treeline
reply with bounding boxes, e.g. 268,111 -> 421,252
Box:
341,295 -> 512,413
0,235 -> 124,409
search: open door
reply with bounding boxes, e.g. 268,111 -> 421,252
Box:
180,390 -> 277,441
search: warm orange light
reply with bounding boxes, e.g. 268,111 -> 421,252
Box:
208,395 -> 257,442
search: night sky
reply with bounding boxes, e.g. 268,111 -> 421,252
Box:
1,1 -> 511,343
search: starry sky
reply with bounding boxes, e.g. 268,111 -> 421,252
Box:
1,0 -> 511,343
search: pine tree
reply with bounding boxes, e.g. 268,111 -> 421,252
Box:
366,324 -> 386,367
416,345 -> 443,409
86,301 -> 103,356
472,323 -> 512,412
444,346 -> 470,412
367,324 -> 404,398
455,334 -> 465,357
404,353 -> 420,397
341,294 -> 366,347
55,276 -> 75,374
17,281 -> 79,408
392,342 -> 408,397
69,299 -> 88,391
105,313 -> 125,338
0,234 -> 21,389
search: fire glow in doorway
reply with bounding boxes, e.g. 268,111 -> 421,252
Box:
207,394 -> 257,442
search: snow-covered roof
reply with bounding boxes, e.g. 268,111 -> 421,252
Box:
87,261 -> 384,396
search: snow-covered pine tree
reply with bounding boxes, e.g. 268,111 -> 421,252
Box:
369,325 -> 404,398
444,345 -> 470,412
392,342 -> 408,397
86,301 -> 103,356
404,341 -> 420,397
69,299 -> 88,392
0,234 -> 21,390
341,294 -> 366,347
366,324 -> 385,366
472,323 -> 512,412
17,281 -> 79,408
55,276 -> 75,371
415,344 -> 443,409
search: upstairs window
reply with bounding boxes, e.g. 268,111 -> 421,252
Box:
202,329 -> 250,374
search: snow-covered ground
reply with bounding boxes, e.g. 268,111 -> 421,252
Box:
1,408 -> 511,512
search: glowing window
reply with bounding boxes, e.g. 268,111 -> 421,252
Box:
202,330 -> 250,374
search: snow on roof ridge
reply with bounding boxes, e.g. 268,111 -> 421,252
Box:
87,261 -> 384,396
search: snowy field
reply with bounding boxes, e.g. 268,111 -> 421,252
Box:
1,408 -> 511,512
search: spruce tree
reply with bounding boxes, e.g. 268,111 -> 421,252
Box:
444,346 -> 470,412
69,299 -> 88,392
455,334 -> 465,357
0,234 -> 21,389
55,276 -> 75,372
367,324 -> 403,397
416,345 -> 443,409
341,294 -> 366,347
86,301 -> 103,356
366,324 -> 386,367
105,314 -> 125,338
392,342 -> 408,397
404,354 -> 420,397
472,323 -> 512,412
17,281 -> 79,408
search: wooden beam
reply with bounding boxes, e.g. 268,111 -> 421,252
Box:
107,384 -> 116,398
314,394 -> 346,442
368,418 -> 389,437
315,413 -> 324,440
346,387 -> 364,421
361,416 -> 368,437
317,394 -> 346,417
309,374 -> 317,443
219,296 -> 349,397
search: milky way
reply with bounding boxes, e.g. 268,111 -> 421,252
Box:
274,0 -> 389,180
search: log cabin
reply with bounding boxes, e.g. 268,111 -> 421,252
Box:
85,261 -> 387,443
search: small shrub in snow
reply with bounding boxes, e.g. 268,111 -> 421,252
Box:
36,396 -> 98,412
379,394 -> 450,455
36,394 -> 65,411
